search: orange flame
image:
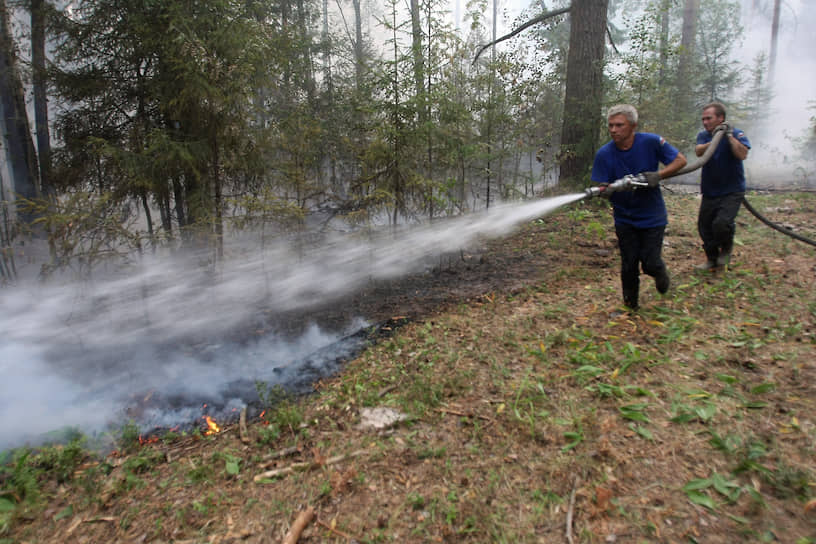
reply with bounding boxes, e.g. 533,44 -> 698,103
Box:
203,415 -> 221,435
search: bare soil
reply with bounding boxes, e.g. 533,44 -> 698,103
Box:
5,190 -> 816,543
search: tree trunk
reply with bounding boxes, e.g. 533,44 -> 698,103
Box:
352,0 -> 364,91
0,0 -> 40,223
677,0 -> 699,110
322,0 -> 339,194
768,0 -> 780,84
140,190 -> 154,245
172,176 -> 187,231
658,0 -> 670,84
31,0 -> 52,198
410,0 -> 424,118
425,0 -> 432,218
296,0 -> 316,103
559,0 -> 608,188
485,0 -> 498,208
212,140 -> 223,261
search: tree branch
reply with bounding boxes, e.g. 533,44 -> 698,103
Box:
473,6 -> 571,64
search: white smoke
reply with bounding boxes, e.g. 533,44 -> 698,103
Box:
0,194 -> 584,450
739,0 -> 816,186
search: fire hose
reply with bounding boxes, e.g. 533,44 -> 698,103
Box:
583,126 -> 816,247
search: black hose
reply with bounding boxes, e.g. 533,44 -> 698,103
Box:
739,197 -> 816,247
674,129 -> 725,176
661,128 -> 816,247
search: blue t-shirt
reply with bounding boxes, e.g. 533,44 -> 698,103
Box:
591,132 -> 680,228
696,128 -> 750,197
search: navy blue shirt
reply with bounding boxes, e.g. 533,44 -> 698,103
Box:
591,132 -> 680,228
696,128 -> 750,197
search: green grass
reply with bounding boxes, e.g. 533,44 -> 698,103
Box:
2,193 -> 815,543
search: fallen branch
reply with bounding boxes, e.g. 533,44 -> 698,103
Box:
259,445 -> 302,469
566,476 -> 579,544
255,450 -> 366,483
435,407 -> 492,421
317,517 -> 356,540
256,460 -> 310,480
65,516 -> 116,536
378,384 -> 398,397
282,506 -> 315,544
239,407 -> 250,444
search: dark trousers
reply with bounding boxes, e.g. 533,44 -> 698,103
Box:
614,223 -> 667,307
698,192 -> 744,261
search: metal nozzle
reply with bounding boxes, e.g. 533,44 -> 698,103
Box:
585,174 -> 651,199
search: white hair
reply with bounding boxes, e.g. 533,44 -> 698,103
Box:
607,104 -> 638,125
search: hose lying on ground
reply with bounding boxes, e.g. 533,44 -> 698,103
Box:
738,197 -> 816,247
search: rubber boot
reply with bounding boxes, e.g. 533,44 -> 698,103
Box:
716,245 -> 732,267
696,248 -> 719,271
623,289 -> 639,311
655,268 -> 670,294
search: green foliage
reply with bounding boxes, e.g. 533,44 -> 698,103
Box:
212,452 -> 241,477
116,421 -> 142,454
683,472 -> 745,510
619,402 -> 650,423
255,382 -> 292,411
255,382 -> 304,434
0,436 -> 94,534
694,0 -> 744,104
1,450 -> 41,505
29,438 -> 86,484
24,191 -> 143,278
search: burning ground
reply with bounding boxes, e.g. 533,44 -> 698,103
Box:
2,190 -> 816,543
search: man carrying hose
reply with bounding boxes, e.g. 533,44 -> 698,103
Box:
694,102 -> 751,270
591,104 -> 687,311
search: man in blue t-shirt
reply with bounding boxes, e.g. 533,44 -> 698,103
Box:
694,102 -> 751,270
591,104 -> 687,311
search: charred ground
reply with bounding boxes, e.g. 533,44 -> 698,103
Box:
3,190 -> 816,543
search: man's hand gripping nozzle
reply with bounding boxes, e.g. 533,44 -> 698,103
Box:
585,174 -> 649,199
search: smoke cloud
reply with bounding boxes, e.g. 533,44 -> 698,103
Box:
738,0 -> 816,186
0,194 -> 583,451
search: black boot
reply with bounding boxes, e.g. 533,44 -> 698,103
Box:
623,290 -> 639,311
655,268 -> 670,294
717,244 -> 732,267
696,248 -> 720,271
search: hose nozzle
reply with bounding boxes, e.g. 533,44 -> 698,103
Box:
584,186 -> 603,198
585,174 -> 649,199
608,173 -> 648,192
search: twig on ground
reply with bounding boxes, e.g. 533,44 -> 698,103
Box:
281,506 -> 315,544
255,450 -> 366,482
256,460 -> 310,480
566,476 -> 579,544
259,445 -> 302,468
65,517 -> 115,536
378,384 -> 398,397
435,407 -> 492,421
317,517 -> 357,540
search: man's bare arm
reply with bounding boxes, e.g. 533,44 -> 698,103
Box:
660,153 -> 688,178
728,134 -> 748,160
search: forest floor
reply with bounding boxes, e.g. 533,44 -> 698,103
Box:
3,190 -> 816,543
